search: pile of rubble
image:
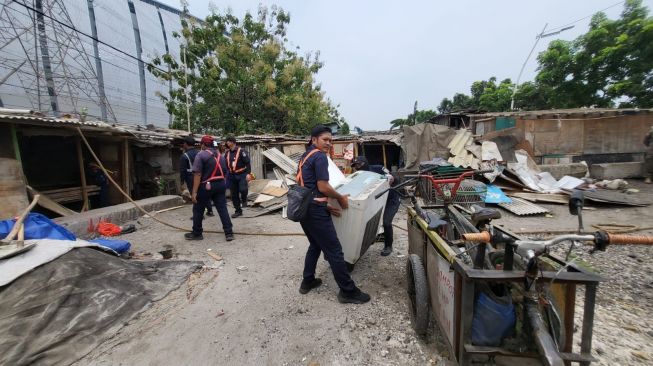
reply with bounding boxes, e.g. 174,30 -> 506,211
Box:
444,128 -> 651,216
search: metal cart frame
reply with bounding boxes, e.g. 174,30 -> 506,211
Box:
407,207 -> 603,365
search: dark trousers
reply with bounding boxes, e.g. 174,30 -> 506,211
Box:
230,173 -> 249,213
185,177 -> 213,214
192,180 -> 233,235
382,199 -> 401,247
300,203 -> 357,294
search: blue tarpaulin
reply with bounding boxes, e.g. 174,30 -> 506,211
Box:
0,213 -> 76,241
484,185 -> 512,204
0,213 -> 131,254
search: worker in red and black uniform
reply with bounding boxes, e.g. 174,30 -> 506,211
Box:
225,136 -> 251,218
185,135 -> 234,242
298,125 -> 371,304
180,136 -> 214,218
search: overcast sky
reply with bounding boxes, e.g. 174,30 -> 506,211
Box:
158,0 -> 652,131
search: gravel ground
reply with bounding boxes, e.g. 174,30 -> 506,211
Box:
76,180 -> 653,366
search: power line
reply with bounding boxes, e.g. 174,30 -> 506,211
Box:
8,0 -> 169,74
547,1 -> 625,32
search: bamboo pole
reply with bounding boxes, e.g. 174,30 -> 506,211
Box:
75,137 -> 89,210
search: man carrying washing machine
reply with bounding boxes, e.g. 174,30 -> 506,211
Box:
351,156 -> 400,256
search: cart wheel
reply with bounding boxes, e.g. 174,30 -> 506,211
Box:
406,254 -> 429,336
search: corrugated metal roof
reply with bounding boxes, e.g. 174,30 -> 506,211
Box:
465,108 -> 653,118
0,112 -> 117,129
498,197 -> 549,216
262,147 -> 298,174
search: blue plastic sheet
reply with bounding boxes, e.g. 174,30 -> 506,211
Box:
484,184 -> 513,204
89,238 -> 131,254
0,213 -> 76,241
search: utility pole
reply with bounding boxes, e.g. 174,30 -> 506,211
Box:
510,23 -> 575,110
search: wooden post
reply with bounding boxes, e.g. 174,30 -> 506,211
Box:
75,137 -> 89,210
10,124 -> 22,164
382,143 -> 388,169
122,139 -> 130,202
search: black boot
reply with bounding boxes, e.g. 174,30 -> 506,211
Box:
381,245 -> 393,256
337,288 -> 371,304
184,232 -> 203,240
299,278 -> 323,294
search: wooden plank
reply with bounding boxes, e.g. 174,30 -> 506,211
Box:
122,139 -> 130,203
0,158 -> 30,219
26,186 -> 76,216
75,137 -> 89,210
259,196 -> 286,208
3,195 -> 40,243
261,186 -> 288,197
463,268 -> 603,284
407,207 -> 458,262
382,143 -> 387,168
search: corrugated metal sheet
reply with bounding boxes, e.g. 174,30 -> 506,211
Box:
447,130 -> 474,156
498,197 -> 549,216
447,129 -> 479,169
261,147 -> 298,174
0,112 -> 117,129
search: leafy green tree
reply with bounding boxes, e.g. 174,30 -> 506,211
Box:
148,6 -> 337,134
388,109 -> 436,129
439,1 -> 653,111
389,118 -> 407,129
437,98 -> 453,114
532,0 -> 652,108
340,121 -> 350,135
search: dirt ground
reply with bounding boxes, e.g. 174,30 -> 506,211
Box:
77,180 -> 653,366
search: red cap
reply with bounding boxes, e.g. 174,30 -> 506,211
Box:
200,135 -> 214,145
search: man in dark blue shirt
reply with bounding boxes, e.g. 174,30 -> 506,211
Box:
185,135 -> 234,242
180,136 -> 214,217
297,125 -> 370,304
225,136 -> 251,218
351,156 -> 400,256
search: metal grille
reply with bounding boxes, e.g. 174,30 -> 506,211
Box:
360,208 -> 384,258
417,167 -> 487,208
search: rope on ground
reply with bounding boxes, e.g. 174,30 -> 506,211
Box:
591,223 -> 653,234
76,127 -> 305,237
393,223 -> 408,232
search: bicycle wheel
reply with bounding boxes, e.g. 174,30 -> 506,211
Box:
406,254 -> 429,336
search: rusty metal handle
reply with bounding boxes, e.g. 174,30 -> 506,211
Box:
462,231 -> 491,243
607,233 -> 653,245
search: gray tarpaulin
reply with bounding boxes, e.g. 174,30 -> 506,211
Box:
0,248 -> 202,366
402,123 -> 457,170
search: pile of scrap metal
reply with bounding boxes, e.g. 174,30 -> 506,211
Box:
444,128 -> 652,216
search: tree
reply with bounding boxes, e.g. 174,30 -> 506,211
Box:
389,118 -> 407,129
438,0 -> 653,111
532,0 -> 652,108
340,121 -> 350,135
148,6 -> 337,134
388,109 -> 437,129
437,98 -> 453,114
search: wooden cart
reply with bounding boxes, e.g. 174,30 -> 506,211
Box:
406,207 -> 602,366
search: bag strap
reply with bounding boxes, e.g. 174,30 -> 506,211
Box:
295,149 -> 321,187
183,153 -> 193,172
